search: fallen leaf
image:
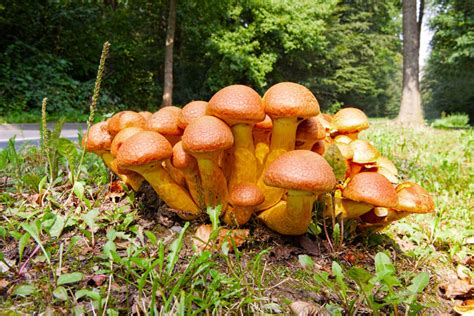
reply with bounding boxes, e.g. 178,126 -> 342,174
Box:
0,279 -> 10,290
290,301 -> 330,316
91,274 -> 108,286
193,224 -> 249,252
440,279 -> 474,299
298,235 -> 320,256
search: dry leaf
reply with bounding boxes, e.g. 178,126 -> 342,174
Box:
290,301 -> 330,316
440,279 -> 474,299
193,224 -> 249,252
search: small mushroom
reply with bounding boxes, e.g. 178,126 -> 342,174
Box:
331,107 -> 369,139
172,141 -> 205,209
107,111 -> 146,136
116,131 -> 201,220
258,150 -> 336,235
257,82 -> 320,210
182,116 -> 234,209
295,116 -> 326,150
178,100 -> 208,130
207,85 -> 265,190
223,183 -> 265,226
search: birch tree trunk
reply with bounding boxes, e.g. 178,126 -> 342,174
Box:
396,0 -> 425,126
162,0 -> 176,107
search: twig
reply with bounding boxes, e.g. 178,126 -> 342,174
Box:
18,245 -> 40,275
102,262 -> 113,316
323,219 -> 334,253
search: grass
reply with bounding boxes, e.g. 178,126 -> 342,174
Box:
0,120 -> 472,314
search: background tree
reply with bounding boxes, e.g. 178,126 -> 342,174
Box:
162,0 -> 176,107
396,0 -> 425,126
423,0 -> 474,122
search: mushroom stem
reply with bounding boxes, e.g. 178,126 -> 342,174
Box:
258,191 -> 316,235
103,153 -> 144,191
195,155 -> 228,210
270,117 -> 299,151
131,164 -> 200,220
228,124 -> 257,190
256,149 -> 287,210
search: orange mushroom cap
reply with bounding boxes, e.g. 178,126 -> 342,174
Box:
350,139 -> 380,164
108,111 -> 146,136
110,127 -> 144,157
178,101 -> 208,129
263,82 -> 320,119
207,85 -> 264,126
83,121 -> 113,154
182,116 -> 234,154
332,107 -> 369,134
395,182 -> 435,213
264,150 -> 336,194
343,172 -> 398,208
146,106 -> 183,136
229,183 -> 265,207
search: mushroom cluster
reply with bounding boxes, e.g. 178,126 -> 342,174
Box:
83,82 -> 434,236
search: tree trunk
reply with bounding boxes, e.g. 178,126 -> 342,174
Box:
162,0 -> 176,107
396,0 -> 425,126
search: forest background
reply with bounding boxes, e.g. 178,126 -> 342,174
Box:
0,0 -> 472,123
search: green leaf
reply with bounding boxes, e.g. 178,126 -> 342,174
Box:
75,289 -> 101,301
53,286 -> 68,301
13,284 -> 36,296
82,209 -> 100,232
207,206 -> 222,231
18,232 -> 30,261
166,222 -> 189,274
49,214 -> 65,238
374,252 -> 395,277
57,137 -> 78,176
21,221 -> 50,264
407,272 -> 430,298
144,230 -> 158,245
298,255 -> 314,269
65,236 -> 81,255
0,227 -> 6,239
57,272 -> 84,285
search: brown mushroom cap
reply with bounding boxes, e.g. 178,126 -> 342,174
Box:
264,150 -> 336,193
332,107 -> 369,133
178,101 -> 208,129
207,85 -> 264,125
116,131 -> 172,169
254,114 -> 273,130
172,141 -> 197,169
343,172 -> 398,208
182,115 -> 234,154
296,116 -> 326,142
110,127 -> 144,156
396,182 -> 435,213
108,111 -> 146,136
146,106 -> 183,136
83,121 -> 113,153
350,139 -> 380,164
263,82 -> 320,119
229,183 -> 265,207
139,111 -> 153,120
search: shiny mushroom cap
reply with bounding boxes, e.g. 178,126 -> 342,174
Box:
110,127 -> 144,156
343,172 -> 398,208
334,135 -> 353,145
146,106 -> 183,136
116,131 -> 172,169
316,113 -> 332,131
264,150 -> 336,193
182,115 -> 234,154
108,111 -> 146,136
396,182 -> 435,213
350,139 -> 380,164
332,107 -> 369,134
296,116 -> 326,142
172,141 -> 197,169
178,101 -> 208,129
229,183 -> 265,207
207,85 -> 264,126
83,121 -> 113,154
254,114 -> 273,130
263,82 -> 320,119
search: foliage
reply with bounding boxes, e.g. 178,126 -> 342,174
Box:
299,252 -> 430,315
431,112 -> 470,128
423,0 -> 474,121
0,0 -> 401,121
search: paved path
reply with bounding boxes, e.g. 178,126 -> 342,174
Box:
0,123 -> 87,149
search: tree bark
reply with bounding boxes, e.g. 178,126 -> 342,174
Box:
162,0 -> 176,107
396,0 -> 425,126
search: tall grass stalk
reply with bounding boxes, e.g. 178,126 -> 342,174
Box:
40,97 -> 55,186
69,42 -> 110,201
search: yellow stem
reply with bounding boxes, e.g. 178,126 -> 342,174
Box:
270,117 -> 299,151
196,156 -> 228,210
